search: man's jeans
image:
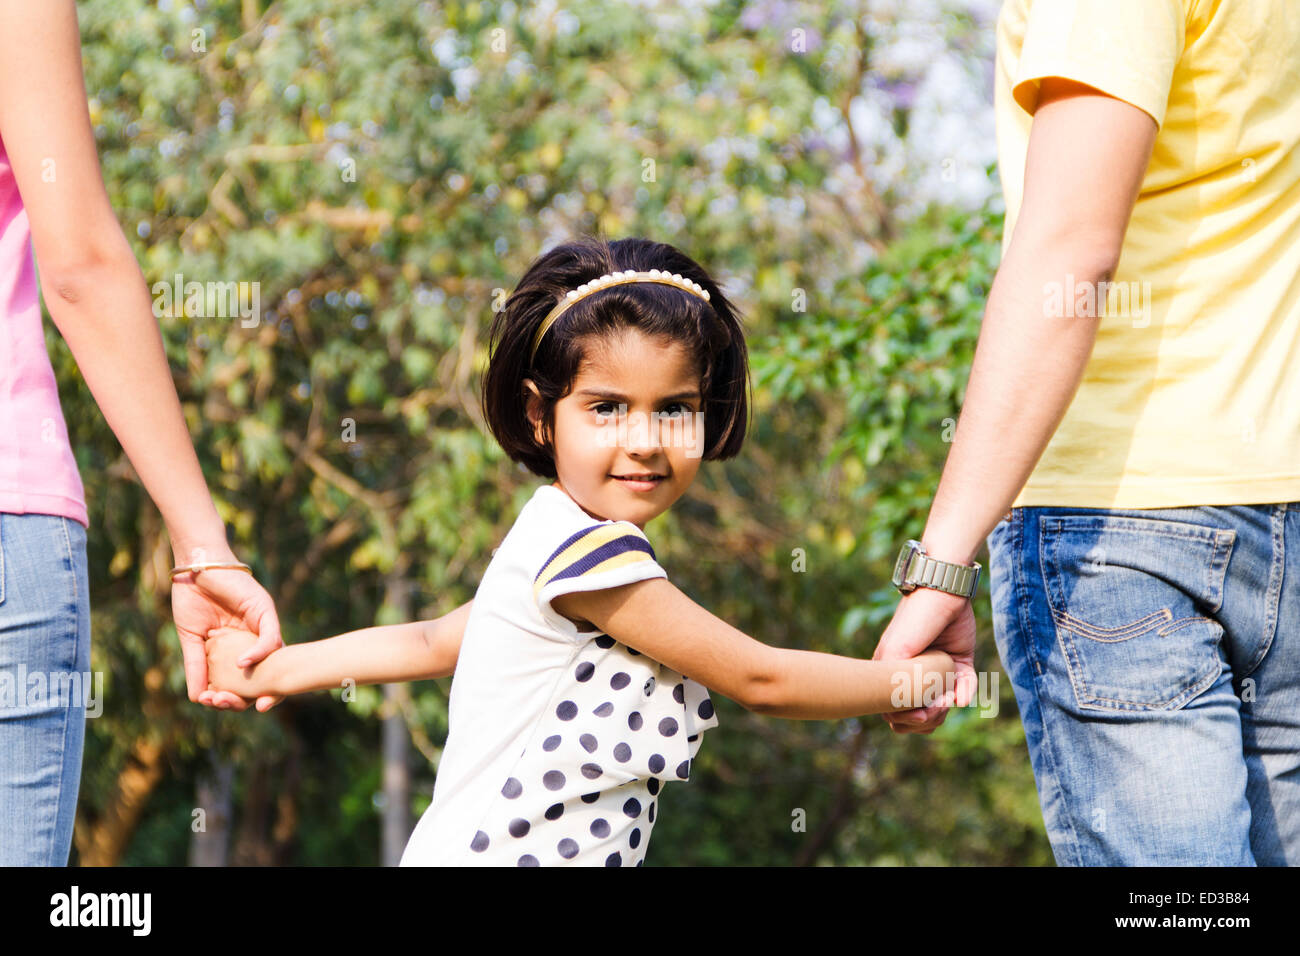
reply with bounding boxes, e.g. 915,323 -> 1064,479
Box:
986,503 -> 1300,865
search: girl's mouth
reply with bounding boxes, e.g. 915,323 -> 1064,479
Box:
611,474 -> 666,491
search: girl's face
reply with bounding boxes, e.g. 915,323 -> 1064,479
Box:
526,328 -> 704,530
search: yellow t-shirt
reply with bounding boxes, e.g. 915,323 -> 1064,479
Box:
996,0 -> 1300,508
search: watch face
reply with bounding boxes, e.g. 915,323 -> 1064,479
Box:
892,542 -> 919,588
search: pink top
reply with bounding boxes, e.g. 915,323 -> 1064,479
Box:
0,134 -> 88,528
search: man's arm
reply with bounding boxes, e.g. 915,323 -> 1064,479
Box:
873,78 -> 1158,731
922,77 -> 1158,566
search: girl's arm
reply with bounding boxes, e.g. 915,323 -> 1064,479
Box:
208,601 -> 473,699
552,581 -> 955,720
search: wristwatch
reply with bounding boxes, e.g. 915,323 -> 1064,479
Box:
891,539 -> 981,599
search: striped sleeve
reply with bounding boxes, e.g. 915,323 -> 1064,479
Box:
533,522 -> 667,639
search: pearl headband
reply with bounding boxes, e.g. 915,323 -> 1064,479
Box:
528,269 -> 711,362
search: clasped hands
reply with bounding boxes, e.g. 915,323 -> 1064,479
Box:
872,585 -> 978,734
172,562 -> 283,712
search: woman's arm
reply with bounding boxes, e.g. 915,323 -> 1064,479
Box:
552,581 -> 954,720
208,600 -> 474,699
0,0 -> 281,710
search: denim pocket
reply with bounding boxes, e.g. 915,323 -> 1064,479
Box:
1039,514 -> 1236,711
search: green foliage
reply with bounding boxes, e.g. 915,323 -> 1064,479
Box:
60,0 -> 1049,865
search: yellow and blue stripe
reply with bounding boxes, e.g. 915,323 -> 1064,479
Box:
534,523 -> 658,600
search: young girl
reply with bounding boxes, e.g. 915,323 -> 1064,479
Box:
206,236 -> 954,866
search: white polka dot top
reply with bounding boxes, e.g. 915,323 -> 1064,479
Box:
399,483 -> 719,867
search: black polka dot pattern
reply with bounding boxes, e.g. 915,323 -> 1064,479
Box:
458,623 -> 717,865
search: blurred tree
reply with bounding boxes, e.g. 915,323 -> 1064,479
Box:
55,0 -> 1049,865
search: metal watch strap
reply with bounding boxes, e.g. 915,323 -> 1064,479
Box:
892,540 -> 981,599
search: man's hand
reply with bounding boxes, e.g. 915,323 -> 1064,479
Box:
172,566 -> 284,712
872,587 -> 977,734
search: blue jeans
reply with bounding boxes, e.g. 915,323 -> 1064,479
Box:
987,503 -> 1300,866
0,513 -> 91,866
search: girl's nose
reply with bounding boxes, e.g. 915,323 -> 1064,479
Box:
621,408 -> 663,454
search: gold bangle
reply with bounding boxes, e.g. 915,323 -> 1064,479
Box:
168,561 -> 254,580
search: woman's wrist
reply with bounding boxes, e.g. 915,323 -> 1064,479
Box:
168,519 -> 238,568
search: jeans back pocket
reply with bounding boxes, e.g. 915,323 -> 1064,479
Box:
1039,514 -> 1235,711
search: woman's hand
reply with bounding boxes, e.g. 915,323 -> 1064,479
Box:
171,564 -> 284,712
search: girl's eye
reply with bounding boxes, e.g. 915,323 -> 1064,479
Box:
590,401 -> 694,418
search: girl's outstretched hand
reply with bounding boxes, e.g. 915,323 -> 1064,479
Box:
871,586 -> 977,734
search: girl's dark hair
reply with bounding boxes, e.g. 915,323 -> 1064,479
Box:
483,236 -> 749,479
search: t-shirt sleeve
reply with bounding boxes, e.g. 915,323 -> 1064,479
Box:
533,521 -> 667,640
1012,0 -> 1186,129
